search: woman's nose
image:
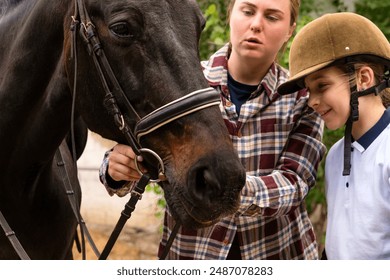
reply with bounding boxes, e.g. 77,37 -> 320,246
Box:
250,15 -> 263,33
251,26 -> 260,32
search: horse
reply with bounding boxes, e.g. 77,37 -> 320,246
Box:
0,0 -> 246,259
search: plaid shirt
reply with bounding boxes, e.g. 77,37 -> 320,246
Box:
100,44 -> 326,259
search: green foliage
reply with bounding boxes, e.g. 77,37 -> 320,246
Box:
355,0 -> 390,40
198,1 -> 229,60
146,183 -> 166,218
300,0 -> 318,14
278,15 -> 314,68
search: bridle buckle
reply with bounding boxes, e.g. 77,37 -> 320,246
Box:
134,148 -> 166,183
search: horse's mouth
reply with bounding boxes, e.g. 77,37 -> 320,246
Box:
176,194 -> 224,227
180,200 -> 216,226
161,176 -> 241,229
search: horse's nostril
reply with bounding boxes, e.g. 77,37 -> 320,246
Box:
191,167 -> 222,203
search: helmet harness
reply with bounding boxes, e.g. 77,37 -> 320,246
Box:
343,62 -> 390,175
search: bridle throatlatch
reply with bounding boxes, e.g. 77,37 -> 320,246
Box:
71,0 -> 221,260
343,69 -> 390,176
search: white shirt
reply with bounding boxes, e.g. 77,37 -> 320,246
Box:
325,108 -> 390,259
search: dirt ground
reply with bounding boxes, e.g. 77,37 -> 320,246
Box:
72,223 -> 161,260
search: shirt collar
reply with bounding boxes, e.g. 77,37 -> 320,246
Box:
201,43 -> 285,101
353,107 -> 390,151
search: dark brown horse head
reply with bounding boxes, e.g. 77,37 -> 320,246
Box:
0,0 -> 245,259
65,0 -> 246,228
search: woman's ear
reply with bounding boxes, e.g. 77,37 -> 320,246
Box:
357,66 -> 375,90
286,22 -> 296,42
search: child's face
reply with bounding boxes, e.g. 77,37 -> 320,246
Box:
305,66 -> 351,130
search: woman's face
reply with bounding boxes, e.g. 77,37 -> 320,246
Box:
229,0 -> 295,64
305,66 -> 351,130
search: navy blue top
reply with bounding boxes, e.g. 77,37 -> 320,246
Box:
228,72 -> 258,115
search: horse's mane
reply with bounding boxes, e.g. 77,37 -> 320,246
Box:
0,0 -> 23,16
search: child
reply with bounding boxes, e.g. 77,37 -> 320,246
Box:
278,12 -> 390,259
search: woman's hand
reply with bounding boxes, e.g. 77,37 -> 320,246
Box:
107,144 -> 147,181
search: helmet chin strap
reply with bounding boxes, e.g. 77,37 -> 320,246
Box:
343,75 -> 390,176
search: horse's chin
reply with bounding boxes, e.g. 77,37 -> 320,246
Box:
168,204 -> 221,229
162,182 -> 239,229
176,200 -> 221,229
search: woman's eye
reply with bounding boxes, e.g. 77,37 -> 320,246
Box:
266,15 -> 279,22
242,9 -> 254,16
110,22 -> 134,38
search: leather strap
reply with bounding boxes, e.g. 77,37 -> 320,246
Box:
0,210 -> 30,260
343,78 -> 390,176
55,142 -> 101,259
135,88 -> 220,141
342,118 -> 353,176
159,221 -> 181,260
0,142 -> 99,260
99,174 -> 150,260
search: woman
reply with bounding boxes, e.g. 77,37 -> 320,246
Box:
100,0 -> 326,259
278,12 -> 390,259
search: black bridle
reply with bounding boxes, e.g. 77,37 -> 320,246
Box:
71,0 -> 221,260
72,0 -> 219,179
0,0 -> 220,261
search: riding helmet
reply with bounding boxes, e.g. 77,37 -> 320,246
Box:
278,12 -> 390,95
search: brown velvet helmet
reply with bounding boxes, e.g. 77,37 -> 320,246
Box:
278,12 -> 390,95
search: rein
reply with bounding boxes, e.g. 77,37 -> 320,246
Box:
0,142 -> 100,260
71,0 -> 221,260
55,143 -> 101,260
0,211 -> 30,260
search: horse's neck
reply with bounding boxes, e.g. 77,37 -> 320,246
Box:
0,1 -> 73,170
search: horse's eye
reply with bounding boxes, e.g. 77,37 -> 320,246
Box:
109,22 -> 134,38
